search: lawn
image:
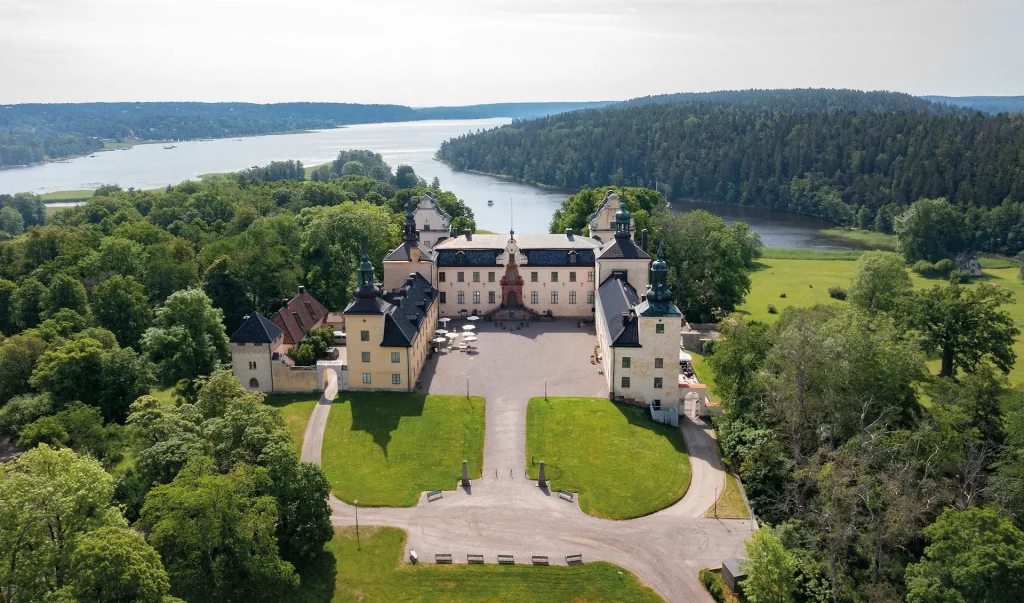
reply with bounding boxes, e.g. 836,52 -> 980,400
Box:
294,527 -> 664,603
737,258 -> 1024,386
820,228 -> 899,250
703,473 -> 750,519
321,393 -> 485,506
688,350 -> 719,404
525,397 -> 690,519
266,393 -> 325,454
40,189 -> 93,201
149,386 -> 178,406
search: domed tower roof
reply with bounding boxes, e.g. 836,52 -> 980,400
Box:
355,236 -> 379,299
646,238 -> 672,303
402,196 -> 418,245
613,205 -> 632,240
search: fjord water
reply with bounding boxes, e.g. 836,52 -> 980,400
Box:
0,117 -> 851,247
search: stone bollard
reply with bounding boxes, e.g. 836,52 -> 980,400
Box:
461,460 -> 470,487
538,460 -> 546,487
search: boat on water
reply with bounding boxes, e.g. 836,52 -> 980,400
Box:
487,199 -> 494,206
163,145 -> 177,150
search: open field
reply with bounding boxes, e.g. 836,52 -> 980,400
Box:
266,393 -> 323,454
295,526 -> 664,603
321,393 -> 485,506
738,258 -> 1024,385
40,189 -> 94,201
525,397 -> 690,519
820,228 -> 898,250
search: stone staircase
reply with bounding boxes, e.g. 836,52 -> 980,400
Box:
484,306 -> 540,322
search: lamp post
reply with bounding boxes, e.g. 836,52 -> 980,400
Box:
714,486 -> 718,518
354,500 -> 360,550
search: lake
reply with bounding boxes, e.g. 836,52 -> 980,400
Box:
0,117 -> 852,248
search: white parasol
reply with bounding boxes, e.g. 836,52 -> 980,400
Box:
435,329 -> 448,335
439,317 -> 451,324
466,315 -> 481,321
462,324 -> 476,331
432,337 -> 447,343
463,335 -> 478,342
446,332 -> 459,339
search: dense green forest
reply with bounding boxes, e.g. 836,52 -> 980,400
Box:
438,89 -> 1024,254
0,153 -> 479,602
621,89 -> 951,113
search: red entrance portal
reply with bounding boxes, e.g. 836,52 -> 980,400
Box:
500,261 -> 524,308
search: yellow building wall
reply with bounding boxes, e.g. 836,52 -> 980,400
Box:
383,259 -> 434,291
345,300 -> 438,391
437,266 -> 595,318
270,360 -> 320,393
596,257 -> 650,294
231,342 -> 274,393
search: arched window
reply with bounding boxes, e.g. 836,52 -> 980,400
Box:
249,378 -> 259,389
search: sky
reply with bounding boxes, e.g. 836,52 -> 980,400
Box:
0,0 -> 1021,105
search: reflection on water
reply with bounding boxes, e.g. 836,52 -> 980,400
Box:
1,118 -> 852,248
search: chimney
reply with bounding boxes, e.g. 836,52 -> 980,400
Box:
464,229 -> 472,241
641,229 -> 648,253
406,273 -> 416,287
282,298 -> 289,309
621,312 -> 631,326
298,285 -> 305,295
565,228 -> 573,240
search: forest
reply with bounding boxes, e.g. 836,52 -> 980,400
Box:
437,89 -> 1024,255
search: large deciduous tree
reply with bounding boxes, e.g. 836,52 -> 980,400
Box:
142,288 -> 230,387
42,273 -> 90,319
743,529 -> 797,603
848,250 -> 912,314
92,275 -> 154,349
0,334 -> 47,403
62,527 -> 177,603
895,198 -> 967,263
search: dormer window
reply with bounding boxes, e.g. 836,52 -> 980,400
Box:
455,250 -> 466,264
424,223 -> 430,231
568,250 -> 579,264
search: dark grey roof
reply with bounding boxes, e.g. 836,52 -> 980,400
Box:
636,297 -> 683,318
380,273 -> 436,347
598,274 -> 641,348
436,248 -> 502,267
344,295 -> 392,315
722,558 -> 746,579
522,248 -> 595,267
230,312 -> 283,344
436,234 -> 599,250
596,237 -> 650,260
384,242 -> 435,262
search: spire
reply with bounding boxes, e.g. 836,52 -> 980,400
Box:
647,237 -> 672,302
356,236 -> 378,299
402,196 -> 418,244
510,197 -> 515,237
613,204 -> 632,240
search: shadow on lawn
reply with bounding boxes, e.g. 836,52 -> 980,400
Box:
294,550 -> 338,603
348,393 -> 426,456
612,402 -> 688,455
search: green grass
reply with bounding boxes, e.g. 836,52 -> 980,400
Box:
688,350 -> 719,404
760,247 -> 864,260
820,228 -> 899,250
266,393 -> 324,454
703,473 -> 750,519
321,393 -> 485,506
525,397 -> 690,519
149,386 -> 178,407
41,189 -> 93,201
294,526 -> 664,603
475,229 -> 497,234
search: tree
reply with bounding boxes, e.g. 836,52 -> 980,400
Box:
142,288 -> 230,387
905,507 -> 1024,603
0,445 -> 126,603
743,529 -> 797,603
655,209 -> 751,322
92,275 -> 154,349
848,251 -> 912,314
0,392 -> 53,437
707,316 -> 773,417
18,401 -> 123,465
895,198 -> 967,263
340,160 -> 364,176
0,278 -> 15,335
0,334 -> 47,403
145,238 -> 198,303
139,458 -> 299,603
0,206 -> 24,236
430,176 -> 441,190
901,279 -> 1019,378
63,527 -> 175,603
394,164 -> 419,189
202,255 -> 248,333
42,273 -> 90,319
10,278 -> 47,330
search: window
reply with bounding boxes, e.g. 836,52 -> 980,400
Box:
488,271 -> 495,282
622,357 -> 631,369
568,251 -> 578,264
509,253 -> 516,264
361,352 -> 370,363
488,291 -> 495,304
457,272 -> 465,282
550,271 -> 558,283
457,291 -> 465,304
473,291 -> 481,304
249,378 -> 259,388
391,352 -> 401,363
531,291 -> 539,304
569,291 -> 576,304
588,271 -> 595,282
621,376 -> 630,388
360,330 -> 370,342
392,374 -> 402,385
440,291 -> 447,304
362,373 -> 371,384
654,357 -> 664,369
656,323 -> 665,334
531,272 -> 538,282
569,271 -> 577,282
587,291 -> 594,304
473,271 -> 480,283
654,377 -> 664,389
439,271 -> 446,282
551,291 -> 558,304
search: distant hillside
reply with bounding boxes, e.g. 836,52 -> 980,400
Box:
414,101 -> 614,120
922,96 -> 1024,114
622,88 -> 951,114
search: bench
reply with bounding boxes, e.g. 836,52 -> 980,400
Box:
531,556 -> 549,566
435,553 -> 452,564
467,554 -> 484,564
558,490 -> 574,502
566,554 -> 583,565
427,490 -> 443,502
497,554 -> 515,565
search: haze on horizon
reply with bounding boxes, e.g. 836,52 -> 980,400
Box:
1,0 -> 1021,106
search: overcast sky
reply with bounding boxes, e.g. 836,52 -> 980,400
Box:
1,0 -> 1020,105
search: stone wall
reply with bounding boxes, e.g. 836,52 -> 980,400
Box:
271,360 -> 320,393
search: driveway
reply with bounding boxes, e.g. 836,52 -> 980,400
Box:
302,319 -> 751,602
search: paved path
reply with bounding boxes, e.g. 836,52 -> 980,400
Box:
303,320 -> 752,602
